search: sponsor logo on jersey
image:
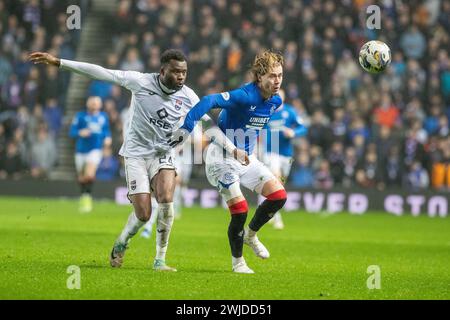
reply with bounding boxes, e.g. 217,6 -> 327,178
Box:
149,117 -> 171,129
250,105 -> 257,111
245,116 -> 270,129
148,108 -> 172,129
157,108 -> 169,119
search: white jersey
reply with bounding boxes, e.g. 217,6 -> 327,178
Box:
60,59 -> 200,158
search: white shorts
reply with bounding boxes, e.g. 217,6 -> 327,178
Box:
124,151 -> 176,196
75,149 -> 103,173
263,152 -> 293,178
205,143 -> 276,198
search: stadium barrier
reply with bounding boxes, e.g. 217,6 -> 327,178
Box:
0,179 -> 448,218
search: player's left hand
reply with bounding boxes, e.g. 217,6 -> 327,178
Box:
233,148 -> 250,166
167,128 -> 189,148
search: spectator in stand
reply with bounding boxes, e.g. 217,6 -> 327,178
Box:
373,94 -> 400,130
291,153 -> 315,188
355,150 -> 384,189
327,141 -> 345,185
96,145 -> 120,181
407,161 -> 430,190
0,141 -> 24,180
30,126 -> 57,178
43,98 -> 62,138
383,146 -> 403,187
314,159 -> 333,189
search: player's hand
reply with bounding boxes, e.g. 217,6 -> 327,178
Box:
28,52 -> 60,67
104,137 -> 112,147
283,128 -> 295,139
79,129 -> 92,137
167,128 -> 189,148
233,148 -> 250,166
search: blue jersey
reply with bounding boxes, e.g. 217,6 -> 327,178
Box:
181,82 -> 282,155
69,111 -> 111,153
264,103 -> 307,157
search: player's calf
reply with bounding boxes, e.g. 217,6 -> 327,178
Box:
228,200 -> 248,258
249,189 -> 287,232
227,199 -> 255,273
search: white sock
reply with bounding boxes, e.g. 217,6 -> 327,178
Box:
118,211 -> 145,244
143,198 -> 158,231
155,202 -> 174,261
174,186 -> 182,217
247,227 -> 257,238
232,256 -> 245,266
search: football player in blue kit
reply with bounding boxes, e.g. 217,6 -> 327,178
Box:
262,89 -> 307,229
169,50 -> 287,273
69,96 -> 112,213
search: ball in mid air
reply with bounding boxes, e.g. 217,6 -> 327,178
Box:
359,40 -> 391,74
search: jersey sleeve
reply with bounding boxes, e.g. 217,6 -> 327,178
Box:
291,109 -> 308,137
60,59 -> 144,92
181,88 -> 248,132
69,113 -> 82,138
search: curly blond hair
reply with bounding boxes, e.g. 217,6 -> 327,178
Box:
251,50 -> 284,83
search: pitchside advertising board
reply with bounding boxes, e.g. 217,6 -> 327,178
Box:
115,186 -> 449,218
0,180 -> 447,217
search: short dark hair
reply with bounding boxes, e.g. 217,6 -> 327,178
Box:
160,49 -> 187,65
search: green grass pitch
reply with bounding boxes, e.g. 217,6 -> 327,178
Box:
0,196 -> 449,300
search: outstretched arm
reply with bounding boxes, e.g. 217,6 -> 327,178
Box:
29,52 -> 143,91
181,89 -> 248,133
168,88 -> 250,164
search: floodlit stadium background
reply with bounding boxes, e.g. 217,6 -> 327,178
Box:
0,0 -> 449,301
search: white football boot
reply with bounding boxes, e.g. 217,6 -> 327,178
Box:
153,259 -> 177,272
272,212 -> 285,230
232,258 -> 254,274
244,227 -> 270,259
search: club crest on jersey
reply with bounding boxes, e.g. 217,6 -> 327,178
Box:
130,180 -> 136,191
174,99 -> 182,111
270,105 -> 276,115
221,92 -> 230,101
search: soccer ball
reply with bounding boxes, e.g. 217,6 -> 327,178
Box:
358,40 -> 391,74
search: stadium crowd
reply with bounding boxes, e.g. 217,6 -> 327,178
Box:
0,0 -> 81,178
0,0 -> 449,191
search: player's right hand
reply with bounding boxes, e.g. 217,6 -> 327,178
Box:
233,148 -> 250,166
167,128 -> 189,148
28,52 -> 60,67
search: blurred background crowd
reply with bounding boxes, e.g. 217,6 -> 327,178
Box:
0,0 -> 449,191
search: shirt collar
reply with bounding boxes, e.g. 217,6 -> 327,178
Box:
157,75 -> 178,95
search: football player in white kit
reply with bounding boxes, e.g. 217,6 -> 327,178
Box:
140,126 -> 202,238
29,50 -> 239,271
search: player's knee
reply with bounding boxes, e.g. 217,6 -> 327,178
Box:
156,191 -> 174,204
228,199 -> 248,215
265,189 -> 287,210
133,202 -> 151,221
